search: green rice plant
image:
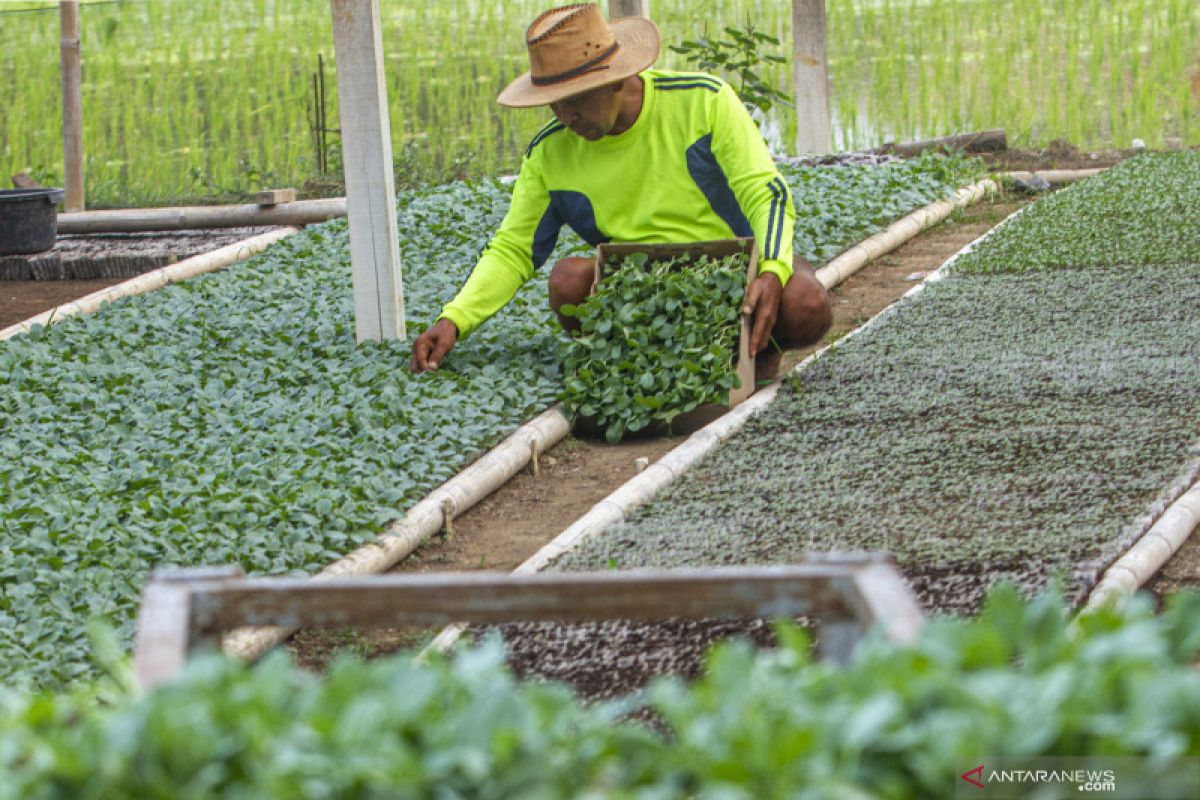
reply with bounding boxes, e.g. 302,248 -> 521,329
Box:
2,0 -> 1194,205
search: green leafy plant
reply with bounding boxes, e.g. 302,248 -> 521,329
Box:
1,589 -> 1198,798
669,21 -> 791,117
558,252 -> 747,443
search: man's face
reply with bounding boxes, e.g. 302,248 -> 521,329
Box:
549,83 -> 622,141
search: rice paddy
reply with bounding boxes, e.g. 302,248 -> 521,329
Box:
2,0 -> 1197,206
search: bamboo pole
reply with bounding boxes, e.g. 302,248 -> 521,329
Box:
815,179 -> 995,288
0,228 -> 298,341
57,198 -> 346,233
792,0 -> 832,155
1000,168 -> 1105,185
1085,476 -> 1200,611
60,0 -> 84,211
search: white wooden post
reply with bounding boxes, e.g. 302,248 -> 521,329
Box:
60,0 -> 84,211
792,0 -> 833,155
330,0 -> 405,343
609,0 -> 649,18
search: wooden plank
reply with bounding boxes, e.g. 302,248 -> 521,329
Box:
329,0 -> 405,343
188,565 -> 870,633
60,0 -> 85,211
609,0 -> 649,18
255,188 -> 296,206
850,561 -> 925,644
792,0 -> 832,155
133,567 -> 244,692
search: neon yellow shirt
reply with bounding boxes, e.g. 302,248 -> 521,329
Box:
439,69 -> 795,338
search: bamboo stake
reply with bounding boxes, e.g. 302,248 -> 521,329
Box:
0,228 -> 298,341
60,0 -> 84,211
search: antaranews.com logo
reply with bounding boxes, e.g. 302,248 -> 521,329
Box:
955,757 -> 1200,799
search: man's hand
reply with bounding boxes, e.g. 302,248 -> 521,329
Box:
742,272 -> 783,355
408,318 -> 459,373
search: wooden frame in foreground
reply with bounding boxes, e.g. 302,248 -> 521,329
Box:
133,556 -> 923,691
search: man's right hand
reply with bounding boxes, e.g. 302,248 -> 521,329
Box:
408,318 -> 459,372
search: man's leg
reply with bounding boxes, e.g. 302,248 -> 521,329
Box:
758,256 -> 833,380
548,256 -> 595,332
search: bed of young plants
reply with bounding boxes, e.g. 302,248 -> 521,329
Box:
2,588 -> 1198,797
552,153 -> 1200,617
559,252 -> 748,442
0,156 -> 973,691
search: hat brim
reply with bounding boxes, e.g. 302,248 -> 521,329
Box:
497,17 -> 661,108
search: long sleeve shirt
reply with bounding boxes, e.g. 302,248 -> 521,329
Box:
439,69 -> 795,338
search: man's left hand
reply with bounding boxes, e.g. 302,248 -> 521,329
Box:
742,272 -> 783,355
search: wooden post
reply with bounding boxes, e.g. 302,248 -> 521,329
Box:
792,0 -> 833,155
609,0 -> 649,19
60,0 -> 84,211
329,0 -> 405,343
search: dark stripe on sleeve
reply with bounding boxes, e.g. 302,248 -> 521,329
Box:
653,81 -> 722,93
770,177 -> 789,259
531,202 -> 564,270
653,73 -> 723,87
684,133 -> 753,238
764,180 -> 783,260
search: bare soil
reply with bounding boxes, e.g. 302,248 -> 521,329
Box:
1,278 -> 128,328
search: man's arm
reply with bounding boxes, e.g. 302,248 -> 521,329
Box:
708,84 -> 796,354
410,148 -> 562,372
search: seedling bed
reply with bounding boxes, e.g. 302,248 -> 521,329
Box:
0,227 -> 281,280
0,159 -> 976,690
550,154 -> 1200,616
476,155 -> 1200,693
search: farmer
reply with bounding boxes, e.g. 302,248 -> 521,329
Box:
409,2 -> 831,378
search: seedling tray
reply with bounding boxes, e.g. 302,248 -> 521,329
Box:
587,237 -> 758,435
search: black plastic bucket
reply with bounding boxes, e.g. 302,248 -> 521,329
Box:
0,188 -> 65,256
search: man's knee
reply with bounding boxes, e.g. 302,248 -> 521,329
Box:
774,259 -> 832,348
548,257 -> 594,310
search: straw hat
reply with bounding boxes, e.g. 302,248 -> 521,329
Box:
498,4 -> 661,108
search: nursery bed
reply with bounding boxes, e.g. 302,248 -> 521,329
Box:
483,153 -> 1200,691
0,157 -> 977,689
